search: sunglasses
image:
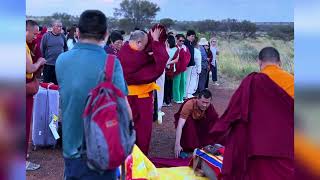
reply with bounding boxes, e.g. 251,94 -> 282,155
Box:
179,40 -> 185,42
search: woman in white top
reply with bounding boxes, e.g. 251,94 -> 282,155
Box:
66,26 -> 78,50
185,37 -> 202,98
156,35 -> 179,123
209,37 -> 219,85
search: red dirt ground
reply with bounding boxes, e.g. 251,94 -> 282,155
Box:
26,80 -> 236,180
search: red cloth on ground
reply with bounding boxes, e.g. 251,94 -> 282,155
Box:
149,157 -> 192,168
210,72 -> 294,180
174,98 -> 219,152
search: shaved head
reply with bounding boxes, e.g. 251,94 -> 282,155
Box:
129,30 -> 146,41
129,30 -> 148,51
258,47 -> 280,63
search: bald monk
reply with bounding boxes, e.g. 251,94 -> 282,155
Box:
118,26 -> 169,155
210,47 -> 294,180
174,89 -> 219,158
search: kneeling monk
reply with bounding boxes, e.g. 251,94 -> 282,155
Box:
174,89 -> 219,158
210,47 -> 294,180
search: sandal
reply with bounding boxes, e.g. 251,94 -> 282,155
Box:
26,161 -> 40,171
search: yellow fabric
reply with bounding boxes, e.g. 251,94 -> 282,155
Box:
157,167 -> 209,180
126,145 -> 159,179
295,132 -> 320,176
261,65 -> 294,98
128,82 -> 160,98
26,43 -> 33,79
125,145 -> 208,180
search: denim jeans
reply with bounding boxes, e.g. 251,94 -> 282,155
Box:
64,158 -> 116,180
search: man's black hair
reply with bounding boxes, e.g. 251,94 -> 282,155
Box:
197,89 -> 212,99
186,30 -> 196,37
175,34 -> 185,40
78,10 -> 107,41
167,35 -> 176,48
26,20 -> 38,30
106,31 -> 123,45
258,47 -> 280,62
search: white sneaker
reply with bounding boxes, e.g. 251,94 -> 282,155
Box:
157,114 -> 163,124
158,111 -> 165,116
214,82 -> 220,86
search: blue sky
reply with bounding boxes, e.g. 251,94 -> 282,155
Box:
26,0 -> 293,22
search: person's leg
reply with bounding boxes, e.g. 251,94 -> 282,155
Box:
42,64 -> 51,83
198,69 -> 208,92
163,75 -> 171,105
153,91 -> 158,122
26,94 -> 41,171
184,67 -> 192,98
156,73 -> 165,111
173,74 -> 181,102
180,71 -> 186,102
205,70 -> 209,89
128,94 -> 153,155
187,66 -> 198,98
212,64 -> 218,84
26,95 -> 33,158
64,158 -> 117,180
52,65 -> 58,85
168,79 -> 173,104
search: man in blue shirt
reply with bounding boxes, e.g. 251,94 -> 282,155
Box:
56,10 -> 130,179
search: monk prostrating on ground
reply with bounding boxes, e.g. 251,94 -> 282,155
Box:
210,47 -> 294,180
174,89 -> 219,158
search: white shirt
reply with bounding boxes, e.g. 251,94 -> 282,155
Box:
194,48 -> 202,74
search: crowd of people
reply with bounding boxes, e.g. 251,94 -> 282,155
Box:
26,9 -> 294,180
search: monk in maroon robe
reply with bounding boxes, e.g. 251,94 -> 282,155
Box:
118,25 -> 169,155
174,89 -> 219,158
210,47 -> 294,180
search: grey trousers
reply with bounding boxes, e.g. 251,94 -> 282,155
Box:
198,68 -> 209,92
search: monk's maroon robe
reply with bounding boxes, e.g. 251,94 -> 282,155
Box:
118,40 -> 169,85
210,72 -> 294,180
174,98 -> 219,152
117,30 -> 169,155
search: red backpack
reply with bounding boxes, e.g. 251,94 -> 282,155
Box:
82,55 -> 136,171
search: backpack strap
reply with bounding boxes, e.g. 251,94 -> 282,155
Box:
105,55 -> 116,82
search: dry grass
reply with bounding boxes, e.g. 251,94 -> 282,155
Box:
216,37 -> 294,80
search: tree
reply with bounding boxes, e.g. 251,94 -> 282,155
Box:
268,25 -> 294,41
118,18 -> 135,32
240,20 -> 257,38
114,0 -> 160,29
160,18 -> 175,29
51,13 -> 76,27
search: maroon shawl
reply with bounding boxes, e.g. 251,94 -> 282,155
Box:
118,41 -> 169,85
210,72 -> 294,179
174,45 -> 191,75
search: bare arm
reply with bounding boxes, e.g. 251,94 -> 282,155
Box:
175,117 -> 186,158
